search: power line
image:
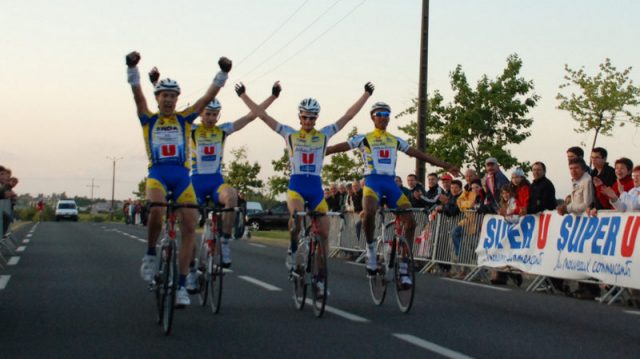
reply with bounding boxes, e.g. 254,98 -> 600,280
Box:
237,0 -> 343,80
235,0 -> 311,67
249,0 -> 368,83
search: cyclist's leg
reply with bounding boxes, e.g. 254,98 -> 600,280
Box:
309,194 -> 330,262
216,184 -> 237,238
287,193 -> 305,250
173,175 -> 199,304
361,179 -> 380,273
141,171 -> 167,281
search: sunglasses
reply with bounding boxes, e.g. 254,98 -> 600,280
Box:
373,111 -> 390,118
300,115 -> 318,121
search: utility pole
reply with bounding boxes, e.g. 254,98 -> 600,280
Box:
416,0 -> 430,184
86,178 -> 100,201
107,157 -> 123,221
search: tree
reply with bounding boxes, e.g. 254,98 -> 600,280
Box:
323,127 -> 364,184
557,58 -> 640,152
267,149 -> 290,198
132,177 -> 146,200
397,54 -> 539,175
224,146 -> 263,195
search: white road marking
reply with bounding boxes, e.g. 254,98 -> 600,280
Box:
0,275 -> 11,289
304,299 -> 370,323
26,233 -> 32,238
624,310 -> 640,315
248,243 -> 266,248
237,275 -> 282,291
16,246 -> 26,252
346,262 -> 365,267
8,257 -> 20,266
23,239 -> 30,244
393,334 -> 475,359
440,277 -> 511,292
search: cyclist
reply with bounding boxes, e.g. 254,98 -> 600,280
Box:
235,82 -> 375,281
125,51 -> 232,306
326,101 -> 459,284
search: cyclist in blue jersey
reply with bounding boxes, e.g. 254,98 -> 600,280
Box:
235,82 -> 374,275
125,51 -> 231,306
327,101 -> 459,282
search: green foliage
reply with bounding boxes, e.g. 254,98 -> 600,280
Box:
557,58 -> 640,150
224,146 -> 263,195
397,54 -> 538,175
267,149 -> 290,198
133,177 -> 147,200
323,127 -> 364,184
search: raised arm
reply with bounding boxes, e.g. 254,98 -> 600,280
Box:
235,82 -> 280,132
125,51 -> 150,116
334,82 -> 374,131
232,82 -> 281,132
326,142 -> 351,155
191,57 -> 233,114
406,147 -> 460,176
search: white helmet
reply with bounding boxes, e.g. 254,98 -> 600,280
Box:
370,101 -> 391,114
154,78 -> 181,95
298,98 -> 321,113
205,99 -> 222,111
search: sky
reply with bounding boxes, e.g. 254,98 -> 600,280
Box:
2,0 -> 639,200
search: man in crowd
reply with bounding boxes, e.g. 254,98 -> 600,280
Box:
528,161 -> 557,214
589,147 -> 616,210
482,157 -> 509,214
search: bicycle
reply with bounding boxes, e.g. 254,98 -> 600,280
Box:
368,207 -> 416,313
197,197 -> 240,314
290,210 -> 328,318
148,197 -> 199,335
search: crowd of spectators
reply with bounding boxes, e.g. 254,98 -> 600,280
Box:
0,165 -> 19,235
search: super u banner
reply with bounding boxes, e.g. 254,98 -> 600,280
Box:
476,212 -> 640,289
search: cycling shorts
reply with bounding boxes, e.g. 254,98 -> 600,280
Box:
287,174 -> 328,213
363,174 -> 410,209
191,173 -> 230,205
146,165 -> 197,204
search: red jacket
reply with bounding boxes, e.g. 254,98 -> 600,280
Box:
514,184 -> 530,214
596,176 -> 634,209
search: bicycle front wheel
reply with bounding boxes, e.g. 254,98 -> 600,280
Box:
394,237 -> 415,313
209,238 -> 224,314
311,239 -> 327,318
198,233 -> 209,307
291,250 -> 307,310
369,239 -> 388,306
162,241 -> 178,335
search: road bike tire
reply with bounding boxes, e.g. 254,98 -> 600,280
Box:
291,245 -> 307,310
369,239 -> 388,305
155,247 -> 166,325
209,237 -> 224,314
394,237 -> 415,313
311,239 -> 328,318
198,232 -> 209,307
162,240 -> 178,335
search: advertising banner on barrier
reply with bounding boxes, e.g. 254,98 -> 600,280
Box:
476,211 -> 640,289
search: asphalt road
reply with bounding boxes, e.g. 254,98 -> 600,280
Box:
1,222 -> 639,358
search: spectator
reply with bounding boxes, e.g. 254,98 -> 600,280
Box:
593,157 -> 634,212
128,198 -> 136,225
440,173 -> 453,197
482,157 -> 509,214
326,183 -> 342,212
0,166 -> 17,200
418,173 -> 443,210
123,200 -> 131,224
510,168 -> 530,215
438,179 -> 463,216
406,174 -> 427,208
499,184 -> 520,224
394,176 -> 412,200
451,178 -> 478,277
566,146 -> 590,172
463,169 -> 479,191
557,158 -> 594,215
528,161 -> 557,214
349,179 -> 363,214
601,163 -> 639,212
338,182 -> 348,210
589,147 -> 616,210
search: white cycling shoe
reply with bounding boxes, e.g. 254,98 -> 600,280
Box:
140,255 -> 156,282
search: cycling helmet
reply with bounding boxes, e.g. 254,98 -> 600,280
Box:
154,78 -> 181,95
298,98 -> 321,113
370,101 -> 391,114
205,99 -> 222,111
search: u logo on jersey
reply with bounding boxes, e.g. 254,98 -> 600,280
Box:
379,149 -> 390,158
302,153 -> 315,164
161,145 -> 177,157
203,146 -> 216,155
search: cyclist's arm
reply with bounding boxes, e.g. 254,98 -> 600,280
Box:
334,82 -> 374,131
192,57 -> 233,114
237,85 -> 280,132
326,142 -> 350,155
232,82 -> 281,132
125,52 -> 150,116
406,147 -> 460,176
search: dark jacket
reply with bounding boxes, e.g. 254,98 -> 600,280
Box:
483,171 -> 509,214
591,164 -> 616,209
407,183 -> 427,208
442,192 -> 462,217
528,176 -> 557,213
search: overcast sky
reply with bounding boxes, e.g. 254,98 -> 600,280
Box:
2,0 -> 639,200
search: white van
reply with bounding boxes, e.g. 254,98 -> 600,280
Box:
55,200 -> 79,221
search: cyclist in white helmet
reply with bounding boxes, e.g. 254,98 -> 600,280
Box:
125,51 -> 232,307
235,81 -> 375,277
327,101 -> 459,284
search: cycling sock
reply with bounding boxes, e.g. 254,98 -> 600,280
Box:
146,247 -> 157,256
289,240 -> 298,253
179,275 -> 186,287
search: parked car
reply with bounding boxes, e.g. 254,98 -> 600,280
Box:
245,201 -> 263,216
55,200 -> 79,221
246,202 -> 289,230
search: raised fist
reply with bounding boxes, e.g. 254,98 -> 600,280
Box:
364,82 -> 375,95
148,67 -> 160,85
272,81 -> 281,98
218,57 -> 232,73
235,82 -> 246,97
126,51 -> 140,68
